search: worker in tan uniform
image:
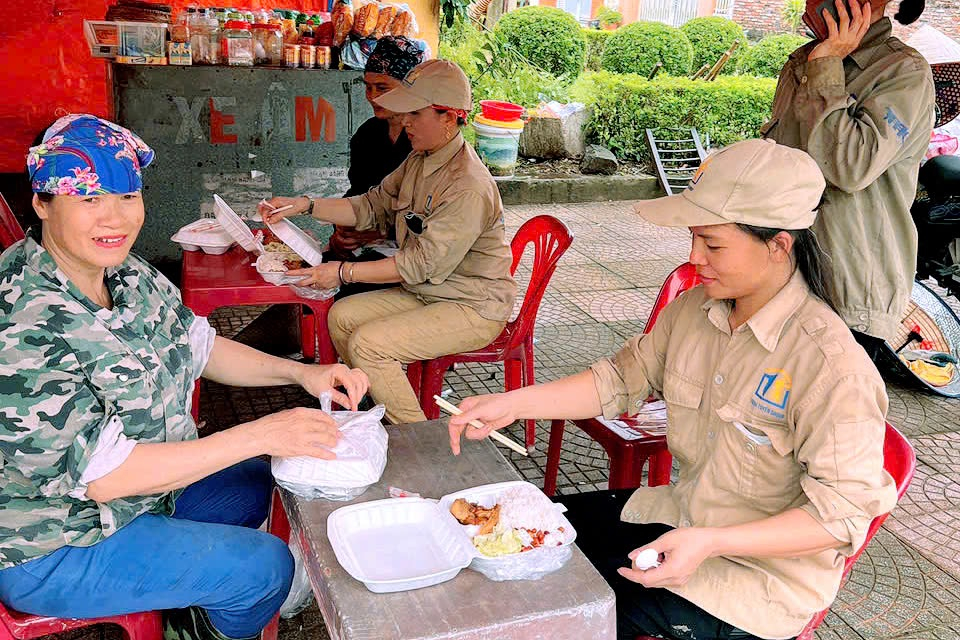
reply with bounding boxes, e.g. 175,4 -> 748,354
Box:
261,60 -> 516,425
448,140 -> 898,640
763,0 -> 935,354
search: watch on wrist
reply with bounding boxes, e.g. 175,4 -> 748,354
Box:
305,196 -> 315,217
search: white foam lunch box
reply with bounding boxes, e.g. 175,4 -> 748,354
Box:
170,219 -> 236,254
327,481 -> 576,593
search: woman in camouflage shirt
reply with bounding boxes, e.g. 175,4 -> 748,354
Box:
0,115 -> 368,640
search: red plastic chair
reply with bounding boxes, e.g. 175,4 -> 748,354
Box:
0,600 -> 162,640
407,214 -> 573,451
636,422 -> 916,640
180,246 -> 338,420
0,193 -> 26,249
544,263 -> 700,496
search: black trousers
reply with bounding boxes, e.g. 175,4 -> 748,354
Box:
555,490 -> 783,640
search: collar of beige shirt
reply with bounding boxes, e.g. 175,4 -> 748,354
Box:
420,132 -> 466,178
702,270 -> 811,352
849,17 -> 893,69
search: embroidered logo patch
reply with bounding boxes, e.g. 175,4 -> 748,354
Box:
751,369 -> 792,419
883,107 -> 910,144
688,156 -> 714,188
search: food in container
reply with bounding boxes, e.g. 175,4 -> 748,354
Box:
387,5 -> 417,38
212,194 -> 261,252
252,23 -> 282,65
221,20 -> 254,66
351,1 -> 380,37
283,43 -> 301,67
316,45 -> 333,69
300,44 -> 317,68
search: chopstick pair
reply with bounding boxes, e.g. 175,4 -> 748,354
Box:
258,200 -> 295,216
433,395 -> 528,457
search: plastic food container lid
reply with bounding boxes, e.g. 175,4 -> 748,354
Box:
264,217 -> 324,266
224,20 -> 250,29
213,194 -> 261,253
170,218 -> 235,247
474,114 -> 524,130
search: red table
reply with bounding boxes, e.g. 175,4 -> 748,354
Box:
181,246 -> 338,418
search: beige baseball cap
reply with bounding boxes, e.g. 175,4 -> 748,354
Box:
374,59 -> 473,113
635,138 -> 826,230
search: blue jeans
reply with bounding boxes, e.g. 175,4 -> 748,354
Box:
0,459 -> 293,639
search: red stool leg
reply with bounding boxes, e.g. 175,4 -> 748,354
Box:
606,443 -> 642,491
406,361 -> 423,408
308,303 -> 337,365
262,488 -> 291,640
191,381 -> 201,423
544,419 -> 565,496
119,612 -> 164,640
648,450 -> 673,487
522,341 -> 537,451
420,360 -> 446,420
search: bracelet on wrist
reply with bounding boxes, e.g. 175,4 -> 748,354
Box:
348,262 -> 357,284
337,261 -> 346,285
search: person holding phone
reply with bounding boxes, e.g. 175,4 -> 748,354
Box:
260,60 -> 516,425
763,0 -> 935,355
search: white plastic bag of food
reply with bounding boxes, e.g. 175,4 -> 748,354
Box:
272,392 -> 388,500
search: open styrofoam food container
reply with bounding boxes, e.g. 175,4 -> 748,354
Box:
327,481 -> 576,593
254,253 -> 306,285
213,194 -> 261,253
263,217 -> 325,267
171,219 -> 236,254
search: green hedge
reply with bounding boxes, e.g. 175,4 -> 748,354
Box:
583,28 -> 612,71
601,21 -> 693,77
494,6 -> 587,78
569,71 -> 777,161
736,33 -> 809,77
681,16 -> 745,75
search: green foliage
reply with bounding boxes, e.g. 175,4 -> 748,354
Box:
596,6 -> 622,27
440,0 -> 471,30
601,21 -> 693,77
735,33 -> 808,77
781,0 -> 805,33
571,71 -> 776,160
494,6 -> 587,79
680,16 -> 745,75
583,28 -> 612,71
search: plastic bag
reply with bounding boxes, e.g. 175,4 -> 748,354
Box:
351,0 -> 380,37
288,283 -> 339,300
279,540 -> 314,618
339,36 -> 379,70
272,393 -> 388,500
373,3 -> 398,38
387,3 -> 418,38
332,0 -> 354,47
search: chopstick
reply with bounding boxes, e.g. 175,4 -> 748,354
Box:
258,200 -> 294,216
433,395 -> 528,457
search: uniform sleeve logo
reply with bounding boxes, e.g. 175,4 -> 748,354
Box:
883,107 -> 910,144
751,368 -> 792,418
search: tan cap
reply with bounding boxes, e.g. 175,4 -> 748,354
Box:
374,59 -> 473,113
635,138 -> 826,230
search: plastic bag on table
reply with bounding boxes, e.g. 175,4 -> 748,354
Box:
387,3 -> 418,38
339,35 -> 379,70
332,0 -> 354,47
351,0 -> 380,37
272,392 -> 388,501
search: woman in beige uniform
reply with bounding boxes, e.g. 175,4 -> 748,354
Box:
261,60 -> 516,425
448,140 -> 897,640
764,0 -> 934,354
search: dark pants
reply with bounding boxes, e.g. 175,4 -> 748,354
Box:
556,490 -> 776,640
852,330 -> 887,362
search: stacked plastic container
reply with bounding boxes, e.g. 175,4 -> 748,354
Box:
473,100 -> 525,179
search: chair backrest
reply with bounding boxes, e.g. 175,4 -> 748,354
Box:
643,262 -> 701,334
503,215 -> 573,352
0,192 -> 26,250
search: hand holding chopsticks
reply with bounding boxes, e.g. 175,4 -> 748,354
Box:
434,395 -> 528,457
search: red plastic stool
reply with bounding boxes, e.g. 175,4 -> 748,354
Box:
0,603 -> 162,640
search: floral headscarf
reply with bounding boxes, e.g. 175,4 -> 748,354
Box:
27,114 -> 155,196
365,36 -> 425,81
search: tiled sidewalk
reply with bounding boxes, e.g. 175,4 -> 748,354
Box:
201,201 -> 960,640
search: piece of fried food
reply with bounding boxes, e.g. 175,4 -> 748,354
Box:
477,504 -> 500,535
450,499 -> 501,533
450,498 -> 477,524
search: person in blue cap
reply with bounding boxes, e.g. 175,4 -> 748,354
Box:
0,114 -> 369,640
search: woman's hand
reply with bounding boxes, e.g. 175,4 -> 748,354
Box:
288,262 -> 342,289
295,363 -> 369,410
259,196 -> 311,223
617,527 -> 717,588
448,393 -> 518,455
808,0 -> 871,61
245,407 -> 342,459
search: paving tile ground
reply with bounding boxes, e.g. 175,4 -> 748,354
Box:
57,200 -> 960,640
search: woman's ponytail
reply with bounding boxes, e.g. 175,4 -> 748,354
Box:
894,0 -> 925,25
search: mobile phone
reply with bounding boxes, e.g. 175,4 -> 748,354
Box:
802,0 -> 852,41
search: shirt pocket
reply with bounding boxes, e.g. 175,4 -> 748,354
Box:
662,373 -> 705,467
716,404 -> 802,512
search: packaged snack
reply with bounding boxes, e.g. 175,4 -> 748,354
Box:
373,4 -> 397,38
351,1 -> 380,38
332,0 -> 354,47
387,4 -> 418,38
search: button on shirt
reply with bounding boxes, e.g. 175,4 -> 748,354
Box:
0,231 -> 215,568
348,132 -> 517,322
590,273 -> 897,639
763,18 -> 936,340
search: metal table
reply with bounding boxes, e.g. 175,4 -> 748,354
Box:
280,419 -> 616,640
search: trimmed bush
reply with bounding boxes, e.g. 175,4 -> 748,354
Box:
736,33 -> 809,77
601,21 -> 693,77
681,16 -> 746,75
569,71 -> 777,161
494,6 -> 587,79
583,28 -> 612,71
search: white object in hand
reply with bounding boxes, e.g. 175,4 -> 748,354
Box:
633,548 -> 660,571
